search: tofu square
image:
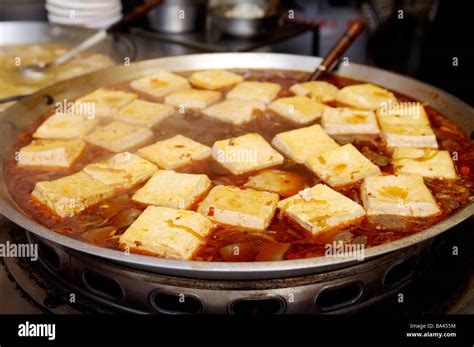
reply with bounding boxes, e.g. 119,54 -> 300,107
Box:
83,152 -> 158,189
84,121 -> 154,153
33,113 -> 99,140
226,81 -> 281,104
268,96 -> 329,124
271,124 -> 339,164
306,144 -> 381,187
393,148 -> 457,179
132,170 -> 212,209
212,133 -> 284,175
164,88 -> 221,110
321,108 -> 380,136
376,102 -> 430,126
197,185 -> 279,230
31,172 -> 115,218
376,103 -> 438,148
74,88 -> 137,119
116,99 -> 174,127
119,206 -> 213,260
244,169 -> 310,197
278,184 -> 366,235
361,175 -> 441,217
190,70 -> 244,90
336,83 -> 397,110
137,135 -> 211,170
18,139 -> 85,168
379,123 -> 438,148
202,99 -> 265,125
130,71 -> 190,98
289,81 -> 339,102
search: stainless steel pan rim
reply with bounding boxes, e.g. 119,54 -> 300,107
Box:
1,53 -> 473,280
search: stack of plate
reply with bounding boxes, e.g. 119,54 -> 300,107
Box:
46,0 -> 122,29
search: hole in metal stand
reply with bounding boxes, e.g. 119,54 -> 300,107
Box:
150,291 -> 202,314
315,282 -> 364,312
383,256 -> 418,288
230,297 -> 285,315
37,240 -> 60,271
82,271 -> 124,301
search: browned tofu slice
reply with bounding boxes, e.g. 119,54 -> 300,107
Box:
31,172 -> 115,218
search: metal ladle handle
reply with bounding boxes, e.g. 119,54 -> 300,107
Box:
46,30 -> 108,69
306,19 -> 365,81
46,0 -> 165,69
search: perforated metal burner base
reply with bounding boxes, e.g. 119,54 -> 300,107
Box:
2,218 -> 473,314
28,232 -> 429,314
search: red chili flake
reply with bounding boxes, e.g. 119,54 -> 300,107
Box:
208,207 -> 215,216
238,186 -> 247,190
460,166 -> 470,175
175,216 -> 181,220
283,179 -> 291,183
175,145 -> 185,148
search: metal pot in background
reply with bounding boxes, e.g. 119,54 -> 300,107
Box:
147,0 -> 208,34
210,0 -> 280,39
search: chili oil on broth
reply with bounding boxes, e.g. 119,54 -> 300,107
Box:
3,69 -> 474,262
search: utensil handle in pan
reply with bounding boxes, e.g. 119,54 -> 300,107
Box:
48,30 -> 108,68
306,19 -> 365,81
47,1 -> 163,68
108,0 -> 163,32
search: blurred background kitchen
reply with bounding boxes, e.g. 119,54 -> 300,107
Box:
0,0 -> 472,104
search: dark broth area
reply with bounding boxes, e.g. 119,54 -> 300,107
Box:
4,69 -> 474,262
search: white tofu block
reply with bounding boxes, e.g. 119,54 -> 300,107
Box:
138,135 -> 211,170
336,83 -> 397,110
83,152 -> 158,189
33,113 -> 99,140
393,148 -> 457,179
379,123 -> 438,148
130,71 -> 190,98
212,133 -> 284,175
116,99 -> 174,127
321,108 -> 380,136
226,81 -> 281,104
271,124 -> 339,164
197,185 -> 279,230
361,175 -> 441,217
132,170 -> 212,209
190,70 -> 244,90
278,184 -> 366,234
376,102 -> 430,126
202,99 -> 265,125
84,121 -> 154,153
164,88 -> 221,110
289,81 -> 339,102
17,139 -> 85,168
306,144 -> 381,187
74,88 -> 137,119
268,96 -> 329,124
376,103 -> 438,148
31,172 -> 115,218
119,206 -> 213,259
244,169 -> 310,197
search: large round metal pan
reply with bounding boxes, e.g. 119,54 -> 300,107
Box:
0,53 -> 472,280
